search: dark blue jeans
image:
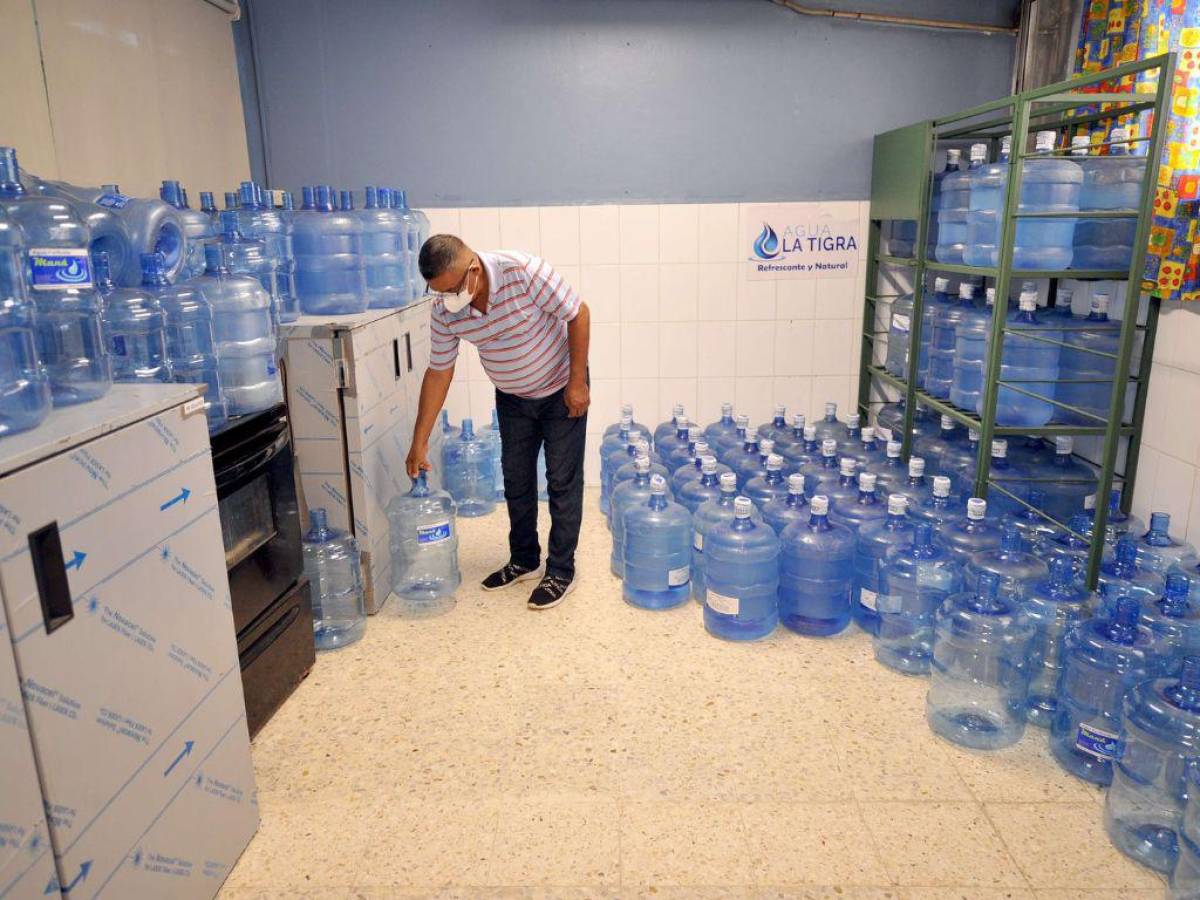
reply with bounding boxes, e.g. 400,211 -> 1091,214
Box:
495,381 -> 587,580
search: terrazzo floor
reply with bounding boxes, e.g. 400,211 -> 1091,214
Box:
220,489 -> 1165,900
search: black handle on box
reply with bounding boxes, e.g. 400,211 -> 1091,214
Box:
29,522 -> 74,634
392,338 -> 401,379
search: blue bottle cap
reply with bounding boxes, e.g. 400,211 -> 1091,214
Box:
199,191 -> 215,211
315,185 -> 331,211
301,186 -> 316,210
340,190 -> 354,211
239,182 -> 258,210
282,191 -> 294,211
364,186 -> 378,209
0,148 -> 22,191
160,180 -> 183,207
378,187 -> 392,208
224,191 -> 238,210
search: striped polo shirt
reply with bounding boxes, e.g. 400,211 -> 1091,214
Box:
428,250 -> 581,399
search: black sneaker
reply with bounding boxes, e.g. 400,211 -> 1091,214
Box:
528,574 -> 575,610
481,562 -> 542,592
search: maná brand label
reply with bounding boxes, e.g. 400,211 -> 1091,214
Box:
96,192 -> 131,209
706,590 -> 739,616
668,565 -> 690,587
28,248 -> 92,290
1075,722 -> 1119,760
417,521 -> 451,544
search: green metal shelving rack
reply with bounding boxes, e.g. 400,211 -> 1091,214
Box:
857,52 -> 1176,589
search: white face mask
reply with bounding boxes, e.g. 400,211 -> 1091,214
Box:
439,263 -> 478,313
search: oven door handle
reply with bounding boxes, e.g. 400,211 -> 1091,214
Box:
216,428 -> 290,494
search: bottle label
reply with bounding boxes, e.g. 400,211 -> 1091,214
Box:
693,530 -> 704,552
1074,722 -> 1119,760
859,588 -> 878,612
706,590 -> 739,616
96,192 -> 131,209
892,314 -> 911,333
417,521 -> 451,544
668,565 -> 690,587
28,248 -> 93,290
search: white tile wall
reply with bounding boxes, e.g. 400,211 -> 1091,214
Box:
429,200 -> 869,483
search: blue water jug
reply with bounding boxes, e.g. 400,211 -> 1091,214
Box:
392,189 -> 429,302
232,182 -> 298,323
934,148 -> 972,263
603,430 -> 657,514
1073,128 -> 1144,270
1134,513 -> 1198,575
1005,489 -> 1061,554
813,402 -> 851,445
654,403 -> 686,449
0,209 -> 50,435
853,492 -> 914,635
656,417 -> 692,467
30,177 -> 135,286
159,180 -> 216,281
955,439 -> 1023,517
1049,513 -> 1096,577
1100,537 -> 1168,607
912,475 -> 960,534
142,251 -> 226,431
692,472 -> 748,604
916,277 -> 953,388
772,413 -> 806,455
937,497 -> 1004,567
673,440 -> 731,494
292,185 -> 368,315
610,456 -> 657,575
757,404 -> 791,444
964,136 -> 1012,267
761,473 -> 809,537
480,408 -> 505,501
843,426 -> 884,472
1052,597 -> 1173,784
831,470 -> 887,539
826,457 -> 862,512
715,414 -> 751,462
781,424 -> 820,470
1022,556 -> 1096,728
926,150 -> 959,255
612,445 -> 670,516
704,402 -> 738,447
622,475 -> 692,610
606,403 -> 649,442
679,456 -> 725,515
927,572 -> 1036,749
868,439 -> 907,492
988,289 -> 1062,427
885,291 -> 915,378
1031,436 -> 1097,523
1105,656 -> 1200,873
876,521 -> 963,674
736,438 -> 780,491
1172,767 -> 1200,896
1141,574 -> 1200,665
913,416 -> 965,476
598,418 -> 633,513
779,494 -> 855,636
218,210 -> 282,326
1010,130 -> 1083,269
744,452 -> 793,511
196,244 -> 281,418
964,521 -> 1048,602
303,508 -> 366,650
925,283 -> 977,399
0,149 -> 111,407
667,425 -> 703,474
387,472 -> 460,617
940,429 -> 981,495
1056,291 -> 1121,424
1085,488 -> 1145,550
950,291 -> 997,414
702,496 -> 779,641
799,439 -> 842,498
443,417 -> 496,517
356,186 -> 409,309
98,252 -> 171,384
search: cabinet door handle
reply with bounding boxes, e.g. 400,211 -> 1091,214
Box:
29,522 -> 74,634
393,338 -> 401,379
404,332 -> 413,372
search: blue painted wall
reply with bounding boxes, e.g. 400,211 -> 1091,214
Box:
240,0 -> 1017,206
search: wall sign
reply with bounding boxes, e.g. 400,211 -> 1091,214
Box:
743,202 -> 861,280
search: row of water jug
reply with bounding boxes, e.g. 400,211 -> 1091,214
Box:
436,412 -> 548,515
885,277 -> 1124,427
930,128 -> 1144,271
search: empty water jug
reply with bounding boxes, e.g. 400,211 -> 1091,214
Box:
779,494 -> 855,636
925,283 -> 977,399
303,508 -> 367,651
1035,436 -> 1098,523
1052,597 -> 1173,784
1141,574 -> 1200,665
1022,556 -> 1096,728
160,180 -> 216,281
218,211 -> 282,324
1014,130 -> 1083,270
443,418 -> 496,517
0,209 -> 50,436
964,522 -> 1048,601
232,182 -> 298,322
950,288 -> 997,414
1056,291 -> 1121,424
927,572 -> 1035,749
292,185 -> 368,315
937,498 -> 1004,567
853,493 -> 914,635
357,186 -> 410,309
702,496 -> 779,641
480,409 -> 505,501
1100,537 -> 1168,607
1073,128 -> 1144,270
99,252 -> 170,384
1134,513 -> 1198,575
917,278 -> 954,388
1085,488 -> 1145,549
964,136 -> 1012,267
1105,656 -> 1200,873
1049,513 -> 1097,577
622,474 -> 692,610
1005,489 -> 1061,554
934,148 -> 972,263
387,472 -> 460,617
196,244 -> 281,418
610,456 -> 657,575
876,521 -> 963,674
761,473 -> 809,536
885,291 -> 915,378
990,289 -> 1062,427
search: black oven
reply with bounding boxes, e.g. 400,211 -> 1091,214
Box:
212,403 -> 314,737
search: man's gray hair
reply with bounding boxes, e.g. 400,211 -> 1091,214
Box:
418,234 -> 467,281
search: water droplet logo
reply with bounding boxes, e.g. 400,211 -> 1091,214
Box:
55,257 -> 90,285
752,222 -> 781,260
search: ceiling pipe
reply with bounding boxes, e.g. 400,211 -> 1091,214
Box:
770,0 -> 1020,36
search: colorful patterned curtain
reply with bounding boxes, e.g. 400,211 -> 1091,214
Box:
1074,0 -> 1200,301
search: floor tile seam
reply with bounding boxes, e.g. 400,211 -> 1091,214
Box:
847,793 -> 900,888
975,792 -> 1039,893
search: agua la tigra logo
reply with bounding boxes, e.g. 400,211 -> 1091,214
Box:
744,203 -> 861,281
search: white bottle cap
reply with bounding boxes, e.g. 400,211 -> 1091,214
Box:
804,425 -> 817,441
992,439 -> 1008,458
968,428 -> 981,441
933,475 -> 952,498
694,440 -> 710,454
621,403 -> 634,416
909,457 -> 926,477
862,426 -> 876,441
766,453 -> 783,471
650,473 -> 667,493
792,413 -> 806,428
787,473 -> 805,493
635,441 -> 652,458
1035,130 -> 1057,152
941,415 -> 954,430
721,401 -> 733,415
839,458 -> 858,477
760,438 -> 775,454
700,455 -> 718,474
859,472 -> 878,491
1001,135 -> 1012,153
719,472 -> 737,491
947,148 -> 962,161
958,283 -> 975,300
733,496 -> 753,518
1070,134 -> 1091,155
1055,435 -> 1073,454
811,495 -> 830,515
849,413 -> 861,428
825,401 -> 837,417
935,277 -> 950,292
688,425 -> 701,441
888,494 -> 908,515
887,440 -> 902,458
634,455 -> 650,473
967,497 -> 987,520
821,439 -> 837,457
673,402 -> 685,416
1091,292 -> 1110,315
774,403 -> 786,416
735,414 -> 749,428
1019,291 -> 1038,311
985,287 -> 996,305
970,143 -> 988,162
620,413 -> 633,427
